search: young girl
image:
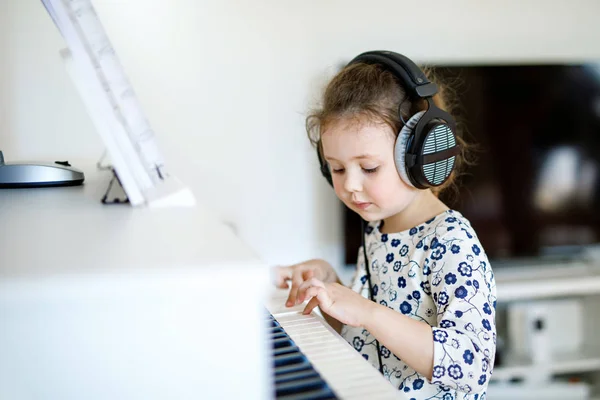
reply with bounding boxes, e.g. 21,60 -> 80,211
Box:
274,51 -> 497,399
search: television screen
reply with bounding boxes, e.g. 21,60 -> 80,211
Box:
344,63 -> 600,263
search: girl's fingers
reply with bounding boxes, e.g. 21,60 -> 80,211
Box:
272,265 -> 293,289
286,268 -> 307,306
303,296 -> 320,315
296,278 -> 326,304
302,286 -> 330,315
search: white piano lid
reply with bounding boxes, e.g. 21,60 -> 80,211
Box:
0,167 -> 263,279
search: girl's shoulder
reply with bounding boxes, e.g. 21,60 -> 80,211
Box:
367,209 -> 479,243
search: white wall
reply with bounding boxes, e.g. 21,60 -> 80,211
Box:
2,0 -> 600,270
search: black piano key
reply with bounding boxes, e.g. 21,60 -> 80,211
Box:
272,337 -> 294,349
277,387 -> 337,400
273,356 -> 312,375
274,364 -> 313,377
271,332 -> 287,340
276,376 -> 329,396
274,345 -> 300,356
273,352 -> 305,367
275,369 -> 319,384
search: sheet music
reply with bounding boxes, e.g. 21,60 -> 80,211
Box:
41,0 -> 194,207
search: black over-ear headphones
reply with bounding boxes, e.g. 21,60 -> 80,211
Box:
317,50 -> 460,190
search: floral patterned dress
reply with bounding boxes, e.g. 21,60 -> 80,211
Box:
341,210 -> 497,400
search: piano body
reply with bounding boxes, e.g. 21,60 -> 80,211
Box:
0,169 -> 399,399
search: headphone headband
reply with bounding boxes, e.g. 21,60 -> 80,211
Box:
348,51 -> 438,99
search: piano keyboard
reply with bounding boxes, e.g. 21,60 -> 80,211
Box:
267,289 -> 400,400
268,312 -> 337,399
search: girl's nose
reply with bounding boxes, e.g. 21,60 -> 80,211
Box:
343,172 -> 362,193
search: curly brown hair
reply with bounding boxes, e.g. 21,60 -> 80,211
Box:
306,61 -> 472,196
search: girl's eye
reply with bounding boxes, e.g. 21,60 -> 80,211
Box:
331,167 -> 344,174
363,167 -> 378,174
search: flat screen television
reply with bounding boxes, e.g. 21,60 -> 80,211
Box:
344,63 -> 600,264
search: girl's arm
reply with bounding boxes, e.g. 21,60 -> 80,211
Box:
363,303 -> 434,379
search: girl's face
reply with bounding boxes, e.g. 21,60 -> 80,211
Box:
321,117 -> 420,223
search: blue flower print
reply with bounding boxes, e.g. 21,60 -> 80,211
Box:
373,284 -> 379,296
423,264 -> 431,275
482,357 -> 489,372
431,237 -> 440,249
482,319 -> 492,331
403,386 -> 410,393
391,238 -> 400,247
455,286 -> 468,299
412,290 -> 421,300
381,234 -> 388,242
362,354 -> 369,361
451,244 -> 460,254
413,378 -> 424,390
472,244 -> 481,255
445,217 -> 457,223
389,290 -> 397,302
386,253 -> 394,263
400,245 -> 409,257
431,244 -> 447,260
381,346 -> 391,358
473,280 -> 480,289
360,275 -> 367,284
433,365 -> 445,378
380,299 -> 388,307
409,227 -> 418,235
458,262 -> 472,277
420,281 -> 431,295
353,337 -> 364,351
440,319 -> 456,328
438,291 -> 449,305
445,272 -> 457,285
433,330 -> 448,343
365,225 -> 373,234
426,216 -> 436,224
447,226 -> 455,232
398,277 -> 407,288
400,301 -> 412,314
483,302 -> 492,315
448,364 -> 464,379
416,240 -> 423,249
478,374 -> 486,385
393,261 -> 402,272
443,393 -> 453,400
463,350 -> 474,365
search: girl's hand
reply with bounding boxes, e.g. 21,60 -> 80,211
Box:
272,259 -> 339,307
296,278 -> 374,327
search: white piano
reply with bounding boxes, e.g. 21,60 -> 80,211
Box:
0,168 -> 399,399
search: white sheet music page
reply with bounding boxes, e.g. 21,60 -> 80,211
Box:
41,0 -> 195,208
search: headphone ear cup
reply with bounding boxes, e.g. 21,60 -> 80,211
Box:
394,111 -> 426,188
